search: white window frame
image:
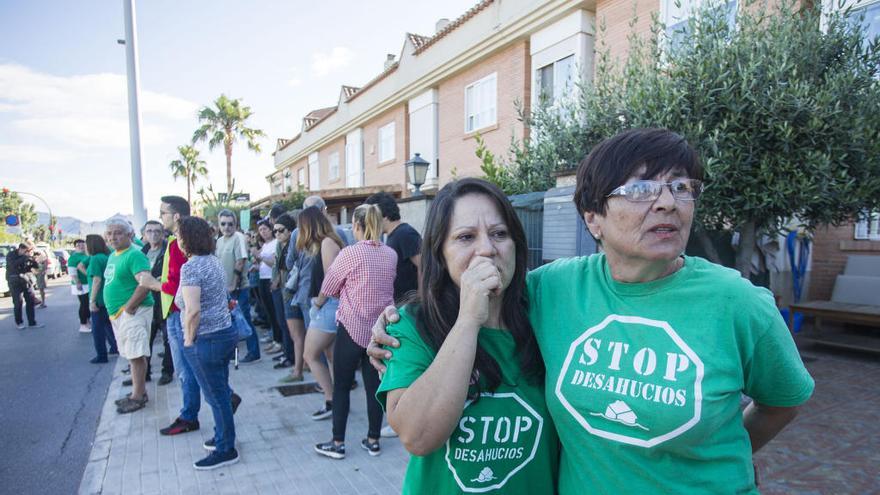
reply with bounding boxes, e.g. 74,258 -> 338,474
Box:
855,211 -> 880,240
308,152 -> 320,191
536,54 -> 576,106
660,0 -> 738,50
297,168 -> 305,187
378,122 -> 396,163
282,172 -> 292,192
464,72 -> 497,133
328,151 -> 340,181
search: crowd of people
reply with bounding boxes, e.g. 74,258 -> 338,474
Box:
7,191 -> 423,471
5,128 -> 814,491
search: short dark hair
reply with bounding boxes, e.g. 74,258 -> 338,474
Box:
73,239 -> 85,246
269,204 -> 286,221
85,234 -> 109,256
365,191 -> 401,221
574,128 -> 704,216
274,213 -> 296,232
217,209 -> 236,224
160,195 -> 191,217
143,220 -> 163,230
177,216 -> 215,256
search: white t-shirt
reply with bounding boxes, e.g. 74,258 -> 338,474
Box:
259,239 -> 277,280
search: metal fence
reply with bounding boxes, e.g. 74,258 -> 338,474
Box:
509,191 -> 546,270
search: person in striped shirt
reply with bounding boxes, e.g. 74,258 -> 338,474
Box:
312,203 -> 397,459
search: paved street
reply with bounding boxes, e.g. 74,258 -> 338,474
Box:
0,278 -> 117,495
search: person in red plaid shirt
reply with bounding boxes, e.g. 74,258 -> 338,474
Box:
312,203 -> 397,459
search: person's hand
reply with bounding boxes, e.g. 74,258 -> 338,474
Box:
311,297 -> 323,309
457,256 -> 501,328
76,282 -> 83,291
124,306 -> 136,316
270,280 -> 279,291
89,302 -> 99,313
184,336 -> 195,347
136,272 -> 159,290
367,306 -> 401,375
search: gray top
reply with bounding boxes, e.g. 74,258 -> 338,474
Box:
176,255 -> 232,335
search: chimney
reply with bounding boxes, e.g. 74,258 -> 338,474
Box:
435,18 -> 450,34
384,53 -> 396,70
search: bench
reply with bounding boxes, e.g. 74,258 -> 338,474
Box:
790,255 -> 880,353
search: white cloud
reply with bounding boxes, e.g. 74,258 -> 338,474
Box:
311,47 -> 354,77
0,144 -> 78,164
0,63 -> 197,149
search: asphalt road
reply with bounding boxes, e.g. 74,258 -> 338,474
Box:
0,277 -> 116,494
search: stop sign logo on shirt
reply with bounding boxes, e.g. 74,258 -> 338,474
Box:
444,392 -> 544,493
555,314 -> 704,448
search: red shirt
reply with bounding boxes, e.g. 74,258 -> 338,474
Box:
321,240 -> 397,348
161,238 -> 186,314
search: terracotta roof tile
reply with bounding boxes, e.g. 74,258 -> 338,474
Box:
407,32 -> 432,50
414,0 -> 494,55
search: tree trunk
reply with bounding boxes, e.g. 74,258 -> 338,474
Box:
734,220 -> 757,279
695,228 -> 723,265
225,133 -> 233,196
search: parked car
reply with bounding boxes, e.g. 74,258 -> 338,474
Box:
0,255 -> 8,297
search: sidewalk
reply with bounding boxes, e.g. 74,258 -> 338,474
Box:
78,338 -> 409,495
79,331 -> 880,494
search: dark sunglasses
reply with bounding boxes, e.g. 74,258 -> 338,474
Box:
273,228 -> 287,234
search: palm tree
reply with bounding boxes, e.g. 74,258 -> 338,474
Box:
169,145 -> 209,205
192,94 -> 266,195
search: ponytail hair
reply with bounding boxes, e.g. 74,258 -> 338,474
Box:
353,204 -> 383,241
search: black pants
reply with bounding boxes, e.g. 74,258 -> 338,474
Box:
258,278 -> 283,344
77,294 -> 90,325
332,323 -> 382,442
147,318 -> 174,377
10,281 -> 36,326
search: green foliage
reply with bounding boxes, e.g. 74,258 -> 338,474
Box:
192,94 -> 266,195
197,179 -> 249,220
504,0 -> 880,272
276,186 -> 308,212
169,144 -> 209,206
0,189 -> 37,233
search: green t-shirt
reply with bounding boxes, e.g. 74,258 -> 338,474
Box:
377,306 -> 559,495
526,254 -> 814,495
103,246 -> 154,317
68,251 -> 90,285
86,252 -> 109,308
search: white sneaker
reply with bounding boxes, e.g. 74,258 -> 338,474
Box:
79,324 -> 92,333
380,425 -> 398,438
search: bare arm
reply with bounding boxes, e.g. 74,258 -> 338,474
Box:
743,402 -> 799,453
89,275 -> 102,312
181,285 -> 201,346
123,274 -> 152,315
321,238 -> 342,273
137,272 -> 162,292
384,257 -> 501,456
385,317 -> 481,456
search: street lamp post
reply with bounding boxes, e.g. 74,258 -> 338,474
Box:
405,153 -> 430,197
120,0 -> 147,228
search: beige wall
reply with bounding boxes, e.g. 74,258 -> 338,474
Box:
595,0 -> 659,66
291,157 -> 307,190
318,137 -> 346,190
362,105 -> 408,187
436,40 -> 530,184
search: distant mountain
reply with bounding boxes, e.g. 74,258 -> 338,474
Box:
36,212 -> 136,239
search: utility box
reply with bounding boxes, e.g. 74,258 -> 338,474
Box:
542,185 -> 597,262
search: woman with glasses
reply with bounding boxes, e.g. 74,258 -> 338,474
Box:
272,213 -> 301,376
371,128 -> 813,493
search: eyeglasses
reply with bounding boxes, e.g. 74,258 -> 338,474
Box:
219,222 -> 235,227
607,179 -> 703,202
273,228 -> 287,234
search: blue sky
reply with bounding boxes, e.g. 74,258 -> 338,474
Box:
0,0 -> 476,221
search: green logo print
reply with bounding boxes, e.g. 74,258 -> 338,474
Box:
555,315 -> 705,448
444,393 -> 544,493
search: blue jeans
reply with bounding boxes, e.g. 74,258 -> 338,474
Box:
182,326 -> 237,453
167,312 -> 201,422
272,289 -> 293,362
232,289 -> 260,359
91,306 -> 118,359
